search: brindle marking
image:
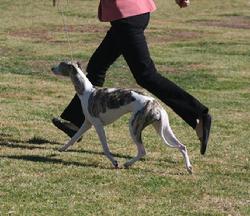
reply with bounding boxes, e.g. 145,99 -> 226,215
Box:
88,88 -> 136,117
132,100 -> 161,143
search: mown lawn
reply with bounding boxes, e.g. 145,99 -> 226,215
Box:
0,0 -> 249,215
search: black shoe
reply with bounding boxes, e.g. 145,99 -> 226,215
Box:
52,117 -> 79,139
200,113 -> 212,155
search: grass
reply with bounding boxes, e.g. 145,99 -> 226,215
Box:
0,0 -> 249,215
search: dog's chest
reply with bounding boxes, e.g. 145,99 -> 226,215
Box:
88,88 -> 136,120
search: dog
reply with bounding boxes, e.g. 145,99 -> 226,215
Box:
51,61 -> 192,173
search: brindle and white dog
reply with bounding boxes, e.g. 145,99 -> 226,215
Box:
52,61 -> 192,173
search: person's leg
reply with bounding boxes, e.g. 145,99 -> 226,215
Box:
86,28 -> 122,86
111,13 -> 208,129
60,94 -> 83,128
58,27 -> 122,129
111,13 -> 211,154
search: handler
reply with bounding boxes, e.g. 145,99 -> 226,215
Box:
52,0 -> 212,155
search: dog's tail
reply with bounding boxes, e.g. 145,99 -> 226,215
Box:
153,109 -> 181,148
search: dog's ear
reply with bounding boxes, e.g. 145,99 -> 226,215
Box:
76,61 -> 82,70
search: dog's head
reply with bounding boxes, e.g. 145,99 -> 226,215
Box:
51,61 -> 83,77
52,61 -> 91,95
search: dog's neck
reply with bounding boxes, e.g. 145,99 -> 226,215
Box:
70,67 -> 94,95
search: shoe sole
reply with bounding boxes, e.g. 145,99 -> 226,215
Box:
52,118 -> 77,138
200,114 -> 212,155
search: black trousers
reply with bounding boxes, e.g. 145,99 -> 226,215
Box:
61,13 -> 208,129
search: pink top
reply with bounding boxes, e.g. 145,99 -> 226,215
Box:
98,0 -> 157,22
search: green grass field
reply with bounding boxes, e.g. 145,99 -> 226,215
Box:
0,0 -> 249,215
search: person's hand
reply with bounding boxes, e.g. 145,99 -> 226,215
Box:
175,0 -> 190,8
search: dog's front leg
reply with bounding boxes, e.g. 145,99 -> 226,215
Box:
93,123 -> 118,168
59,120 -> 91,152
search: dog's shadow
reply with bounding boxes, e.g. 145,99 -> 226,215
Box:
0,136 -> 136,160
0,135 -> 178,171
0,154 -> 106,169
0,135 -> 140,169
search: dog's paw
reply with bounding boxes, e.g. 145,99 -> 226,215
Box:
113,160 -> 119,169
187,165 -> 193,174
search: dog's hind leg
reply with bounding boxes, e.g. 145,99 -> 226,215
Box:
93,122 -> 118,168
153,110 -> 192,174
59,120 -> 91,152
124,114 -> 146,168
